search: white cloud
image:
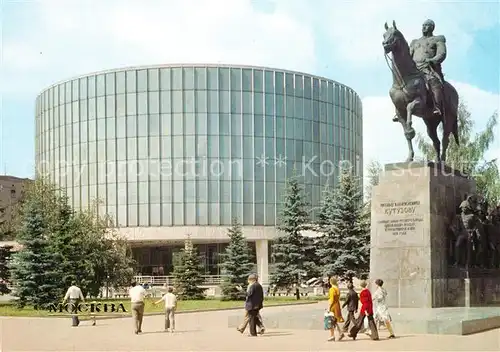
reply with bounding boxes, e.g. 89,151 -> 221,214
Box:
1,0 -> 499,178
362,81 -> 500,171
320,0 -> 499,66
1,0 -> 316,96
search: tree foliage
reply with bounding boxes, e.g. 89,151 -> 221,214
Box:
365,160 -> 383,202
0,245 -> 13,295
416,102 -> 500,204
316,167 -> 370,281
68,204 -> 135,297
271,176 -> 315,291
0,213 -> 17,241
219,218 -> 254,300
173,236 -> 205,300
10,180 -> 64,308
9,179 -> 135,307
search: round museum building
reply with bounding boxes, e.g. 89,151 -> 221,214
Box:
35,64 -> 363,285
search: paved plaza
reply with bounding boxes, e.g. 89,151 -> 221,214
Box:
1,303 -> 499,351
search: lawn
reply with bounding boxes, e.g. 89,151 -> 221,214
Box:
0,295 -> 326,318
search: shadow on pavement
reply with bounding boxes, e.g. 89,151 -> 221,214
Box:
140,329 -> 202,335
259,331 -> 294,337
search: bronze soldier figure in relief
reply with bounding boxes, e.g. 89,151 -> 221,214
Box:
449,194 -> 500,269
409,19 -> 447,117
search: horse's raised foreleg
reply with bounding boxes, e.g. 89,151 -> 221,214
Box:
424,118 -> 441,163
395,109 -> 415,162
403,102 -> 420,162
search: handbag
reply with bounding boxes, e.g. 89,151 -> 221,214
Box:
323,311 -> 336,330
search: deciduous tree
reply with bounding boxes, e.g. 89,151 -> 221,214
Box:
416,103 -> 499,204
0,244 -> 13,295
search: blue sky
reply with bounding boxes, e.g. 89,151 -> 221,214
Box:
1,0 -> 499,178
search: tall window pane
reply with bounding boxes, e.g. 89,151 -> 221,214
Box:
79,78 -> 88,99
126,70 -> 136,92
183,68 -> 194,90
160,68 -> 171,90
207,68 -> 218,90
195,67 -> 207,89
148,69 -> 159,91
253,70 -> 263,93
96,74 -> 105,96
218,68 -> 230,90
116,71 -> 125,94
127,93 -> 137,115
137,69 -> 148,92
172,68 -> 182,90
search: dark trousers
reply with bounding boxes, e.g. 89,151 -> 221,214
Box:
342,311 -> 356,332
69,298 -> 80,326
247,309 -> 260,336
239,310 -> 263,331
350,314 -> 379,340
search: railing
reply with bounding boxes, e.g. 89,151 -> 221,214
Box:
134,275 -> 222,286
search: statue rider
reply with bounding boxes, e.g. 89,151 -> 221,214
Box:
409,19 -> 447,117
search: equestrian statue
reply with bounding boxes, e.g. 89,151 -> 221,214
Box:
382,19 -> 459,163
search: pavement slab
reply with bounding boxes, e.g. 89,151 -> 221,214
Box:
1,302 -> 499,351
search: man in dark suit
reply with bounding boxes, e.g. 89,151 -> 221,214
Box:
341,282 -> 359,333
245,273 -> 264,337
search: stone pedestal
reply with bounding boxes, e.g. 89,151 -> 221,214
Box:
369,162 -> 475,308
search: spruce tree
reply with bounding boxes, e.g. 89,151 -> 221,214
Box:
220,218 -> 254,300
271,177 -> 312,294
173,236 -> 205,300
316,167 -> 370,281
0,245 -> 13,295
49,193 -> 86,291
10,197 -> 63,308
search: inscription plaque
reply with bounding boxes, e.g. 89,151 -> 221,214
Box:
377,201 -> 424,236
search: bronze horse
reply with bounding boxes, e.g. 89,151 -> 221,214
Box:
382,21 -> 459,162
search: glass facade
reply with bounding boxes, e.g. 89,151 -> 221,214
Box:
35,65 -> 363,227
131,242 -> 260,276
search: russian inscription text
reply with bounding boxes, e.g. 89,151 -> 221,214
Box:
377,201 -> 423,236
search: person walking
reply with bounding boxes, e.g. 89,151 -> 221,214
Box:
62,281 -> 85,327
373,279 -> 396,339
237,276 -> 265,335
349,280 -> 379,340
341,282 -> 359,333
154,286 -> 177,333
129,281 -> 147,334
245,274 -> 264,337
327,277 -> 345,341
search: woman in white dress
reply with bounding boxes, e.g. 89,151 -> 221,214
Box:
372,279 -> 396,338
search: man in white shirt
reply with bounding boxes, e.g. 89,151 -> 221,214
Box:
154,286 -> 177,332
62,281 -> 85,327
129,281 -> 147,334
